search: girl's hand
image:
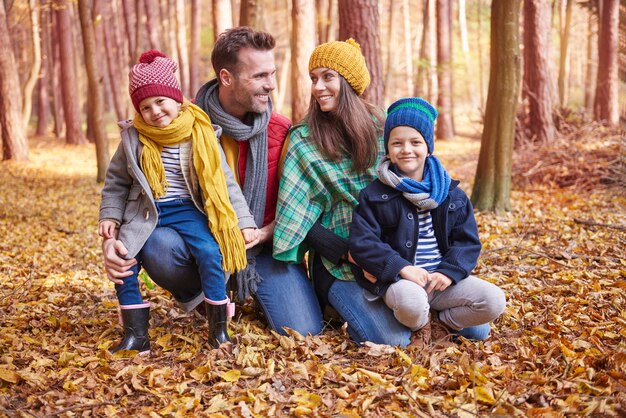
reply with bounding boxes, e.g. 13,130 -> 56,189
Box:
399,266 -> 429,287
241,228 -> 260,249
426,272 -> 452,294
98,221 -> 117,239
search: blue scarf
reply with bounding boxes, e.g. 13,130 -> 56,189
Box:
376,155 -> 451,210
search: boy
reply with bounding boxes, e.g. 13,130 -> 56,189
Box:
349,97 -> 506,346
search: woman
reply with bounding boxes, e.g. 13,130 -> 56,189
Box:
274,39 -> 490,347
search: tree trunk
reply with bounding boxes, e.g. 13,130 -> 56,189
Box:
55,0 -> 84,145
290,0 -> 315,123
593,0 -> 618,126
102,3 -> 126,122
174,0 -> 190,97
189,0 -> 201,97
471,0 -> 521,213
436,0 -> 454,139
144,0 -> 161,50
22,0 -> 42,130
522,0 -> 556,144
584,4 -> 597,111
0,0 -> 28,161
384,0 -> 397,103
338,0 -> 383,107
121,0 -> 137,62
212,0 -> 233,41
458,0 -> 478,110
558,0 -> 573,107
240,0 -> 261,28
36,0 -> 51,136
78,0 -> 109,182
402,0 -> 414,96
50,10 -> 64,138
476,0 -> 484,106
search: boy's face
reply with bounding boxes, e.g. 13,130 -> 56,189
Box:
139,96 -> 182,128
387,126 -> 429,182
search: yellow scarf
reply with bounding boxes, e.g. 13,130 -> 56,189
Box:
134,100 -> 247,272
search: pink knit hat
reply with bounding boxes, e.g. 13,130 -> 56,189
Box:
128,50 -> 183,112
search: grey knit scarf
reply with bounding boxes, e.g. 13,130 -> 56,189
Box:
196,79 -> 269,300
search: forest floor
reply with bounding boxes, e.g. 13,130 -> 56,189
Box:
0,121 -> 624,417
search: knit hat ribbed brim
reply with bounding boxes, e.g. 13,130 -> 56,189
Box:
308,38 -> 370,96
384,98 -> 438,153
129,50 -> 183,112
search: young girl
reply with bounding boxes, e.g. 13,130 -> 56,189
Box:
99,50 -> 257,353
349,97 -> 506,346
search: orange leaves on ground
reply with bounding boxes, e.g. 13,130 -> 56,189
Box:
1,135 -> 625,416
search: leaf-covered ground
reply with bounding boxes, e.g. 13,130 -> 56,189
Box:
1,126 -> 624,417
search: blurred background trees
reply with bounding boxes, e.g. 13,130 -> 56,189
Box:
0,0 -> 623,210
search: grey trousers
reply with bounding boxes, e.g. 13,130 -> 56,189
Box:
383,275 -> 506,331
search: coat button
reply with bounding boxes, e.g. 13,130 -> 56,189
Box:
382,194 -> 388,200
141,189 -> 146,195
144,209 -> 150,220
449,203 -> 456,210
407,213 -> 414,219
405,241 -> 413,248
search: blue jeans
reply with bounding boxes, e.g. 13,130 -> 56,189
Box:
139,228 -> 324,336
116,199 -> 226,305
327,279 -> 492,347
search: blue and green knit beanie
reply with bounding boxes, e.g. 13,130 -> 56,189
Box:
384,97 -> 438,153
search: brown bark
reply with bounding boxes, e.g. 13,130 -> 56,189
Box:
0,0 -> 28,160
584,5 -> 597,111
102,1 -> 126,121
22,0 -> 42,130
144,0 -> 161,50
36,0 -> 51,136
174,0 -> 190,97
458,0 -> 478,109
55,0 -> 85,145
593,0 -> 619,125
50,10 -> 63,138
402,0 -> 413,96
436,0 -> 454,140
213,0 -> 233,40
240,0 -> 261,28
338,0 -> 383,107
471,0 -> 521,213
190,0 -> 201,96
121,0 -> 137,62
558,0 -> 573,107
416,0 -> 437,102
78,0 -> 109,182
291,0 -> 316,123
522,0 -> 556,144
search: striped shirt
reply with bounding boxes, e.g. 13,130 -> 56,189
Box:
414,211 -> 442,272
156,145 -> 191,201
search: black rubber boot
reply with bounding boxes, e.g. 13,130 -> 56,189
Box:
205,301 -> 231,348
110,305 -> 150,354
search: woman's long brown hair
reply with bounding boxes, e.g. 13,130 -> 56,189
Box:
306,77 -> 385,173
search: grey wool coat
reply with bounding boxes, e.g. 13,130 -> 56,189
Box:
99,120 -> 256,259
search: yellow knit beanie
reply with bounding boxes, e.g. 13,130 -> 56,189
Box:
308,38 -> 370,96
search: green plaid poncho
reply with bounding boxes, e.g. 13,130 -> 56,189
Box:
273,124 -> 385,281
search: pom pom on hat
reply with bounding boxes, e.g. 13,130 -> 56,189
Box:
384,98 -> 438,153
308,38 -> 370,96
129,50 -> 183,112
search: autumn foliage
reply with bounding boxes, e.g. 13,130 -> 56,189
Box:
0,126 -> 624,416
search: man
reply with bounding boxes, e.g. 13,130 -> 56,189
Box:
102,27 -> 324,336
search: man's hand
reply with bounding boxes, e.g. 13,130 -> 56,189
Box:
426,272 -> 452,294
102,238 -> 136,284
257,221 -> 275,244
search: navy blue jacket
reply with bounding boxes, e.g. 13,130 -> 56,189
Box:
349,179 -> 481,296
